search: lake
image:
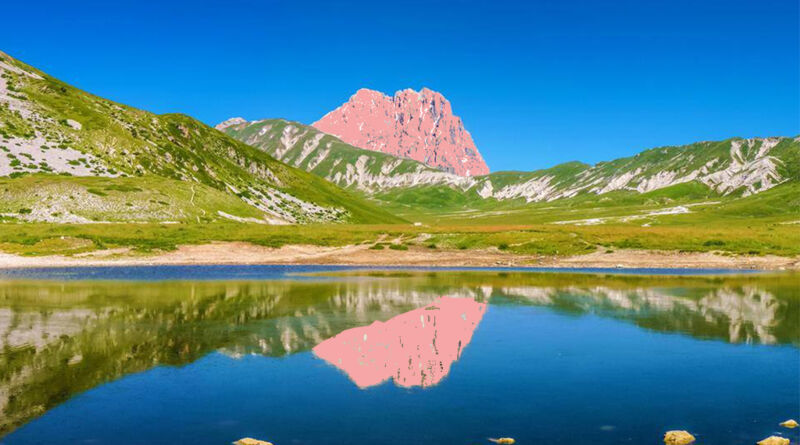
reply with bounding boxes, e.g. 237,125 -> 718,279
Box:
0,266 -> 798,445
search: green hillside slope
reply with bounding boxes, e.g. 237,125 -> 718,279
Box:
0,51 -> 400,224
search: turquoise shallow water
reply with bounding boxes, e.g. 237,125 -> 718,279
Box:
0,267 -> 797,444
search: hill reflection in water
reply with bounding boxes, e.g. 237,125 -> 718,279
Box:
0,270 -> 797,437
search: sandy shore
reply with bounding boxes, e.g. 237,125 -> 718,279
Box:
0,242 -> 797,270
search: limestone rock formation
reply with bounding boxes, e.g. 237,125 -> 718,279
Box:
313,88 -> 489,176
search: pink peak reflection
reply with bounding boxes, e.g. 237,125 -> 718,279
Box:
312,296 -> 487,388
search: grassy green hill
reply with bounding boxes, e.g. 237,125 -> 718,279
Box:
0,51 -> 400,224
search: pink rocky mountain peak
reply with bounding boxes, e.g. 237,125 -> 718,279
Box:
312,88 -> 489,176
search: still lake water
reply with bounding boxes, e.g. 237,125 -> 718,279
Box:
0,266 -> 797,444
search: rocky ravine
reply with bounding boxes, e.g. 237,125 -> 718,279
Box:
312,88 -> 489,176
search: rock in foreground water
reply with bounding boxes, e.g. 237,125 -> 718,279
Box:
780,419 -> 798,428
757,436 -> 790,445
235,438 -> 273,445
664,430 -> 696,445
488,438 -> 516,444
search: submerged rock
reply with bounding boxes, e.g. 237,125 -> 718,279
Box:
488,438 -> 516,444
235,438 -> 273,445
664,430 -> 696,445
780,419 -> 798,428
757,436 -> 790,445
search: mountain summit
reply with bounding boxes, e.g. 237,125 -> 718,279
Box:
312,88 -> 489,176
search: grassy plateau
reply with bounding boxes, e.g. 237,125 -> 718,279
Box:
0,190 -> 798,258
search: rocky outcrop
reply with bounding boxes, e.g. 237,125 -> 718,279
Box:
214,117 -> 247,131
313,88 -> 489,176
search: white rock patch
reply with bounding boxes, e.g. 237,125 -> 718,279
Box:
214,117 -> 247,130
700,139 -> 784,196
294,132 -> 324,166
477,180 -> 494,199
1,135 -> 114,177
276,125 -> 303,159
330,155 -> 477,192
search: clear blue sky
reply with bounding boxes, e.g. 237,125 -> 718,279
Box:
2,0 -> 797,172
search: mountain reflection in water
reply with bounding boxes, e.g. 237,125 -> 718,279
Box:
313,296 -> 487,388
0,270 -> 797,438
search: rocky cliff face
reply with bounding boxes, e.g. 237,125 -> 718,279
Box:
312,88 -> 489,176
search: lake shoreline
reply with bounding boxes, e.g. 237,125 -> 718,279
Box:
0,242 -> 797,270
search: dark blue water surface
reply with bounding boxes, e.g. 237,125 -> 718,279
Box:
0,268 -> 796,445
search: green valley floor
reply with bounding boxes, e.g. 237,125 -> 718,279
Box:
0,222 -> 798,270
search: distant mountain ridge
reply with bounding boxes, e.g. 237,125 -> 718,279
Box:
312,88 -> 489,176
221,116 -> 799,206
